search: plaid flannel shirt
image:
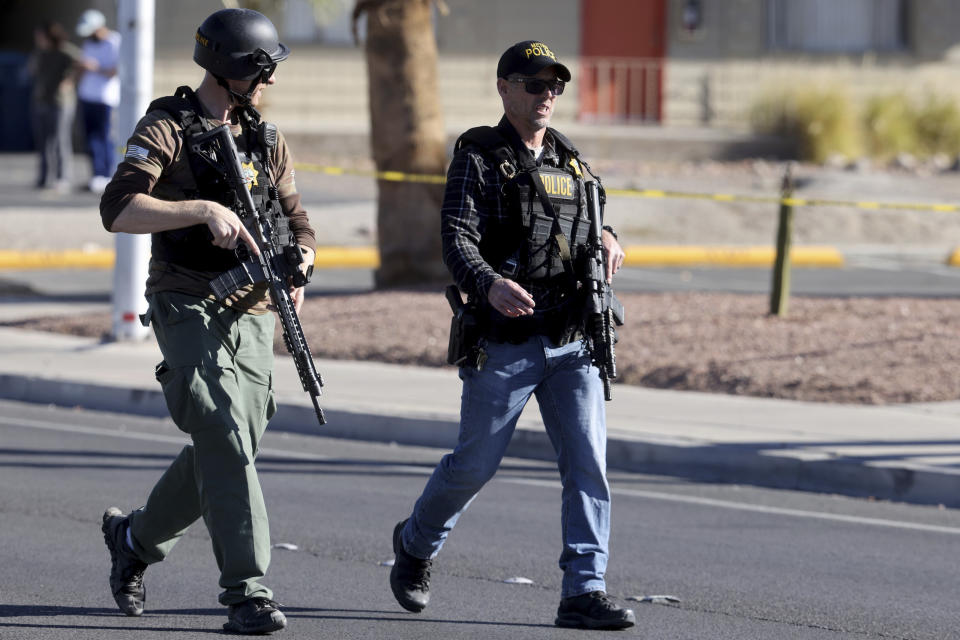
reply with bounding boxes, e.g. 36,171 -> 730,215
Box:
441,129 -> 564,301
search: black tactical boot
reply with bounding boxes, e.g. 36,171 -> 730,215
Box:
555,590 -> 636,630
223,597 -> 287,634
389,519 -> 432,612
101,507 -> 148,616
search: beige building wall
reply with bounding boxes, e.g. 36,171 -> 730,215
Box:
662,0 -> 960,128
436,0 -> 579,57
909,0 -> 960,61
666,0 -> 767,60
665,0 -> 960,62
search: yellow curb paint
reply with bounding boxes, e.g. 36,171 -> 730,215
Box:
946,247 -> 960,267
312,247 -> 380,268
0,246 -> 845,270
622,246 -> 844,268
0,248 -> 381,270
0,249 -> 115,270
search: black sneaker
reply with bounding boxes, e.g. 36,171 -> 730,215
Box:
101,507 -> 148,617
555,590 -> 636,630
223,597 -> 287,634
389,519 -> 432,612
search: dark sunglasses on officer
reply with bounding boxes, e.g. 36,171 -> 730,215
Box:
251,48 -> 278,84
509,76 -> 565,96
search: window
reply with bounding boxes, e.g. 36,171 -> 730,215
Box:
768,0 -> 907,53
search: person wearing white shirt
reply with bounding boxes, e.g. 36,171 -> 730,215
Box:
76,9 -> 121,193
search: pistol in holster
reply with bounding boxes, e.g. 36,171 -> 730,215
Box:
445,284 -> 486,369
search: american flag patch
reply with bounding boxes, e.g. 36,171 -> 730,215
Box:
124,144 -> 150,162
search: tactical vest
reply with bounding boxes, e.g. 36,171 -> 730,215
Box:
455,123 -> 591,308
454,122 -> 594,343
145,86 -> 289,273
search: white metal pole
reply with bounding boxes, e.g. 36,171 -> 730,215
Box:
111,0 -> 154,340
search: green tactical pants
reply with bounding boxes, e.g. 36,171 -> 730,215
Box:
127,291 -> 278,606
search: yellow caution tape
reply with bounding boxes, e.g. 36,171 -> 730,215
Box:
294,162 -> 446,185
294,163 -> 960,213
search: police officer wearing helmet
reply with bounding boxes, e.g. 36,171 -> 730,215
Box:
97,9 -> 314,634
388,41 -> 634,630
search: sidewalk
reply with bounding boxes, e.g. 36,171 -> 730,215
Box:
2,322 -> 959,508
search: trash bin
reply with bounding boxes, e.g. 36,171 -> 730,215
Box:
0,51 -> 34,151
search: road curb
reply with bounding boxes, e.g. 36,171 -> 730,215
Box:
2,372 -> 957,508
0,245 -> 848,270
621,245 -> 844,267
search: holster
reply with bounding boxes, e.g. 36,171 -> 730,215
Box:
446,285 -> 484,367
448,305 -> 483,367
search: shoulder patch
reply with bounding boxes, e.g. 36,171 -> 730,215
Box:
124,144 -> 150,162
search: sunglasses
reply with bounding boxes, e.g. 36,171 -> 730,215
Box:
509,77 -> 565,96
259,64 -> 277,83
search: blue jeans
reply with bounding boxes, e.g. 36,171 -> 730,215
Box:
79,99 -> 115,178
401,336 -> 610,598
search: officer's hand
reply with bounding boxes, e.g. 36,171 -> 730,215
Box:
298,246 -> 315,279
488,278 -> 535,317
288,246 -> 314,314
601,229 -> 625,283
203,201 -> 260,256
290,285 -> 306,314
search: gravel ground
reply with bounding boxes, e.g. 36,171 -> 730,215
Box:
8,289 -> 960,405
6,155 -> 960,405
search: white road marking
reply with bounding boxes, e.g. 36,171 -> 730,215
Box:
504,477 -> 960,536
6,416 -> 960,536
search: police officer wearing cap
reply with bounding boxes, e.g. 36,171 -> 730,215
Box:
388,41 -> 634,630
96,8 -> 315,634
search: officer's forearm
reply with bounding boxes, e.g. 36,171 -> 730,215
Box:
108,193 -> 214,234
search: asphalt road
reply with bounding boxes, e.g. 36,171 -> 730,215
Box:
2,399 -> 959,639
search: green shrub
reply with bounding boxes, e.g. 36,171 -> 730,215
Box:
863,93 -> 919,160
750,87 -> 861,163
914,93 -> 960,157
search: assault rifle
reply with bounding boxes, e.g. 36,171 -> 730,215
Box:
190,123 -> 326,425
584,180 -> 624,401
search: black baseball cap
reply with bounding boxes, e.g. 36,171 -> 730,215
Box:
497,40 -> 571,82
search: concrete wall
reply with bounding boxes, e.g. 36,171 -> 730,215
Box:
436,0 -> 579,58
664,57 -> 960,129
666,0 -> 960,62
666,0 -> 767,60
908,0 -> 960,61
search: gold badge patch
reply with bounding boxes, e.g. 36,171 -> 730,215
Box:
241,161 -> 259,191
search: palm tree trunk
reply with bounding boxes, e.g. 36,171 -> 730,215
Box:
354,0 -> 448,287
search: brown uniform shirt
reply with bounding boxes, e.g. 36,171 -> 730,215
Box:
100,102 -> 316,314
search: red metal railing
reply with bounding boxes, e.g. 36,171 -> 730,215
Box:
578,57 -> 664,123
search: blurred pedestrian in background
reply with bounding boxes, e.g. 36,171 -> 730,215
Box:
27,21 -> 81,192
75,8 -> 120,193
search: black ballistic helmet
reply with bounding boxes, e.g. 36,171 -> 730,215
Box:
193,8 -> 290,81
